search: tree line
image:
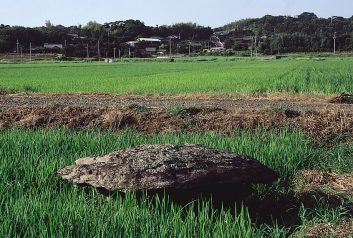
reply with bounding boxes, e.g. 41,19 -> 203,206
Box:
1,12 -> 353,56
218,12 -> 353,54
0,20 -> 213,57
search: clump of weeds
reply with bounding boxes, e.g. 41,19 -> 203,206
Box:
128,104 -> 149,113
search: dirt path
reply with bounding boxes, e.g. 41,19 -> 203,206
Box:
1,93 -> 353,112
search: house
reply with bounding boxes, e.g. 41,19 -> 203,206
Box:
125,38 -> 164,56
127,41 -> 139,47
44,43 -> 63,49
138,47 -> 158,56
67,33 -> 78,38
157,49 -> 167,55
189,42 -> 203,47
137,38 -> 161,43
67,33 -> 87,40
31,46 -> 45,52
126,38 -> 163,48
145,47 -> 157,53
210,47 -> 225,52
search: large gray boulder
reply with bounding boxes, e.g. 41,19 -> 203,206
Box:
58,144 -> 278,193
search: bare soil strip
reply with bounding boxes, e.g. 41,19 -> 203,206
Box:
1,93 -> 353,112
1,104 -> 352,146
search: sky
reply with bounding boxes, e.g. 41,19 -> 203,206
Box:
0,0 -> 352,28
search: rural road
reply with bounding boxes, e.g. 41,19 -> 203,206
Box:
1,93 -> 353,112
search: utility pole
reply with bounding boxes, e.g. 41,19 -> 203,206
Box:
63,40 -> 67,57
169,37 -> 172,56
189,42 -> 191,56
254,34 -> 258,57
129,47 -> 131,58
113,48 -> 116,59
97,40 -> 100,59
29,42 -> 32,62
86,44 -> 89,58
333,32 -> 337,54
107,32 -> 110,58
251,36 -> 254,57
16,39 -> 19,57
119,49 -> 121,59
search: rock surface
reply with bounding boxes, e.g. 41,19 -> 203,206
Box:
58,144 -> 278,192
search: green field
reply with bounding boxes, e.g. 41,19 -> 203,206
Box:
1,57 -> 353,237
1,129 -> 352,237
1,58 -> 353,94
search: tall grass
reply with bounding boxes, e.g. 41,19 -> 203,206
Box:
294,197 -> 352,237
0,129 -> 322,237
0,58 -> 352,94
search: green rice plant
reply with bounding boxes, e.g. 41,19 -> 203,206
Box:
313,143 -> 353,173
0,128 -> 320,237
294,197 -> 352,237
23,85 -> 39,93
0,86 -> 16,95
1,58 -> 353,95
1,128 -> 351,237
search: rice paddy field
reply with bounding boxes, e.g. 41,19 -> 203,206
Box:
0,57 -> 353,95
1,57 -> 353,237
1,129 -> 352,237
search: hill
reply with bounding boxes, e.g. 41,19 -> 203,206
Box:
216,12 -> 353,54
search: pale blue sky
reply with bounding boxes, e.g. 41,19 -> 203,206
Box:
1,0 -> 352,28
